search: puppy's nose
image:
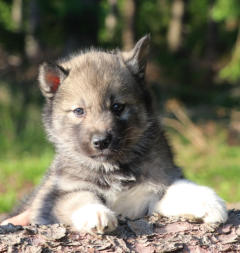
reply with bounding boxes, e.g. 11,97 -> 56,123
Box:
92,133 -> 112,150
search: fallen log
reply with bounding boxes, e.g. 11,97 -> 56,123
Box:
0,210 -> 239,252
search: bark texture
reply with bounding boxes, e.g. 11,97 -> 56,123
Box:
0,210 -> 240,252
122,0 -> 136,50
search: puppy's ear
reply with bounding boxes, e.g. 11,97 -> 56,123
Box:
38,62 -> 69,98
122,34 -> 150,79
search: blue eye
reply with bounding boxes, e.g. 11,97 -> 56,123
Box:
111,103 -> 125,115
73,108 -> 84,116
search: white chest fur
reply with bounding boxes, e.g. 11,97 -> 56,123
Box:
106,182 -> 160,219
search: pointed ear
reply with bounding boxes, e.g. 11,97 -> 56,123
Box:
38,62 -> 69,98
122,34 -> 150,79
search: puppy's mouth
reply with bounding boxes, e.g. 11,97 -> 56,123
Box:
90,150 -> 114,161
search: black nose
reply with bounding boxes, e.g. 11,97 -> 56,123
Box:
92,133 -> 112,150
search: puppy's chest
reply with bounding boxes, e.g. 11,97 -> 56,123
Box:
57,169 -> 159,219
105,182 -> 159,219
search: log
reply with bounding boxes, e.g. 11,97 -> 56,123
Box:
0,210 -> 239,252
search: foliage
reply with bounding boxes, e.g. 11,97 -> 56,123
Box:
0,1 -> 14,31
212,0 -> 240,82
212,0 -> 240,21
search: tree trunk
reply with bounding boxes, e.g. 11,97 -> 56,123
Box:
167,0 -> 186,52
105,0 -> 118,40
122,0 -> 136,51
63,0 -> 100,53
0,210 -> 239,252
25,0 -> 40,59
231,23 -> 240,62
11,0 -> 22,32
205,5 -> 218,61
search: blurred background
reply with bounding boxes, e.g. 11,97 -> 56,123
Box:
0,0 -> 240,214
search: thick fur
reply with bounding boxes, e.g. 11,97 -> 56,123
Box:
16,35 -> 227,233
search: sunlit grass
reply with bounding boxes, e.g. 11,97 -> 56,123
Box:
0,149 -> 53,213
170,129 -> 240,203
0,83 -> 54,213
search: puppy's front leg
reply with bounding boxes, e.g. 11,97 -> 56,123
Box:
152,180 -> 228,223
54,191 -> 118,234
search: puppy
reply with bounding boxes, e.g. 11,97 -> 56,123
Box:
4,35 -> 228,233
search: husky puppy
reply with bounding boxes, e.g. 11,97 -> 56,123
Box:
14,35 -> 228,233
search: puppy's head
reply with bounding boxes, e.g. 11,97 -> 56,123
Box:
39,35 -> 153,169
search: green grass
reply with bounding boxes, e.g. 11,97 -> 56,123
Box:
0,82 -> 54,212
0,150 -> 53,212
171,130 -> 240,203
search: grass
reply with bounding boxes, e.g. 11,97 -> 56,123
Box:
171,129 -> 240,203
0,150 -> 53,212
0,82 -> 54,212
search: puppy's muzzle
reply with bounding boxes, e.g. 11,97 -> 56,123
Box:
92,133 -> 112,150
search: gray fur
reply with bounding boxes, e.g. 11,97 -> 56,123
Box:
21,36 -> 184,229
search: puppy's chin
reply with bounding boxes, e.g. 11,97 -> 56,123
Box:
73,149 -> 119,172
88,156 -> 120,172
90,153 -> 118,165
92,155 -> 111,163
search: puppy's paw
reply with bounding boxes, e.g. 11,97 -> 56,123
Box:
71,204 -> 118,234
153,180 -> 228,224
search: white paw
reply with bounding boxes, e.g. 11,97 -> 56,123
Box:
153,180 -> 228,223
71,204 -> 118,234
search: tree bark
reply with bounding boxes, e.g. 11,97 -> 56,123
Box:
11,0 -> 22,32
0,210 -> 239,252
105,0 -> 118,40
122,0 -> 136,51
231,23 -> 240,62
25,0 -> 40,59
167,0 -> 186,52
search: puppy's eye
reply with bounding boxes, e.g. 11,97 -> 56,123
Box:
73,107 -> 84,116
111,103 -> 125,115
